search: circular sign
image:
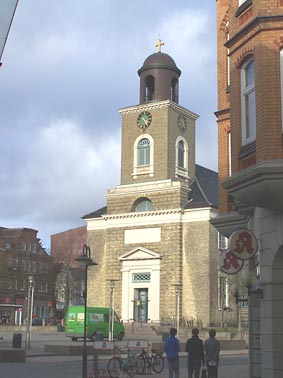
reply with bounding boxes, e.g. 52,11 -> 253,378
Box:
229,228 -> 258,260
220,249 -> 244,275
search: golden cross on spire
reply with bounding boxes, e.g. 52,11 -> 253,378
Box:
156,38 -> 165,53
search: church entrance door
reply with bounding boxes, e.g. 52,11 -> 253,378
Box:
134,288 -> 148,322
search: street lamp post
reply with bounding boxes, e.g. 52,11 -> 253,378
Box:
25,275 -> 35,349
75,244 -> 97,378
172,284 -> 182,334
175,287 -> 180,334
109,281 -> 115,341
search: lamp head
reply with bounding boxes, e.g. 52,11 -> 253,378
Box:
110,280 -> 115,289
75,244 -> 97,266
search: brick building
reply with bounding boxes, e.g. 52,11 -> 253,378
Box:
50,226 -> 87,317
50,225 -> 87,267
0,227 -> 54,324
82,46 -> 225,328
212,1 -> 283,377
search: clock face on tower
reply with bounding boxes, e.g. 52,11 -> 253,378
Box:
137,111 -> 152,129
178,114 -> 187,131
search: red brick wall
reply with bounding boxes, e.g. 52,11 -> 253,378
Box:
216,0 -> 283,212
50,225 -> 87,267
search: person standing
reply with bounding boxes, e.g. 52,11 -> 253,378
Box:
164,327 -> 180,378
185,328 -> 205,378
204,329 -> 220,378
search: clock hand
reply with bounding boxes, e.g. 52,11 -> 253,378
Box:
141,116 -> 147,126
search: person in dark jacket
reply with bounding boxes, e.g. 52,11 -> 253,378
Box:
204,329 -> 220,378
185,328 -> 205,378
164,327 -> 180,378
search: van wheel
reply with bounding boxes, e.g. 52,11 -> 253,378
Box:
71,337 -> 78,341
117,332 -> 124,341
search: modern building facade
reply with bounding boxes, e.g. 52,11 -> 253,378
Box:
213,1 -> 283,377
83,45 -> 224,328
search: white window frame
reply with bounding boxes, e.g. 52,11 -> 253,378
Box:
218,233 -> 229,251
175,136 -> 189,179
280,49 -> 283,133
133,134 -> 154,179
241,57 -> 256,145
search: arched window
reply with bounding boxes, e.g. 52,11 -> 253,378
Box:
145,76 -> 154,102
171,77 -> 178,102
175,136 -> 189,178
241,58 -> 256,144
132,198 -> 154,212
133,134 -> 154,178
178,140 -> 185,168
138,138 -> 150,166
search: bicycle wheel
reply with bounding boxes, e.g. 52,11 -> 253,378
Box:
152,354 -> 164,373
108,356 -> 122,378
127,355 -> 136,377
135,354 -> 146,373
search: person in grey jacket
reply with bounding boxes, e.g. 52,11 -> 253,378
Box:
204,329 -> 220,378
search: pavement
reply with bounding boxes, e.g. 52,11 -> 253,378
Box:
0,328 -> 249,358
0,329 -> 249,378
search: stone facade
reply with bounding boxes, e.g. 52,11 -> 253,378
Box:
87,206 -> 219,327
85,49 -> 221,329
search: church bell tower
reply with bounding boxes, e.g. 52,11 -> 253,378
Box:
85,40 -> 219,328
118,40 -> 198,212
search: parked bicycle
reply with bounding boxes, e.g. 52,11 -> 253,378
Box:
107,347 -> 140,378
135,348 -> 164,374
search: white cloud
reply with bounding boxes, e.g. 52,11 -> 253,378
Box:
0,0 -> 217,249
0,118 -> 120,247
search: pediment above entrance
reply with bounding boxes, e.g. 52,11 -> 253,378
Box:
119,247 -> 161,261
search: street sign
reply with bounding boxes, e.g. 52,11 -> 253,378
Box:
94,341 -> 114,350
127,339 -> 149,349
220,249 -> 244,275
229,228 -> 258,260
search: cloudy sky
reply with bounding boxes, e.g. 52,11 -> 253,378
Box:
0,0 -> 217,250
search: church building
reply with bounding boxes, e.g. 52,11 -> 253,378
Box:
83,43 -> 220,327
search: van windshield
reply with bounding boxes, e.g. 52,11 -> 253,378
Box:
89,313 -> 104,323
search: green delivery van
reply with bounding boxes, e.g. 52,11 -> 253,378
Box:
65,306 -> 125,341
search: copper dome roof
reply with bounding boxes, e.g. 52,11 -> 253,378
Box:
138,52 -> 181,76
